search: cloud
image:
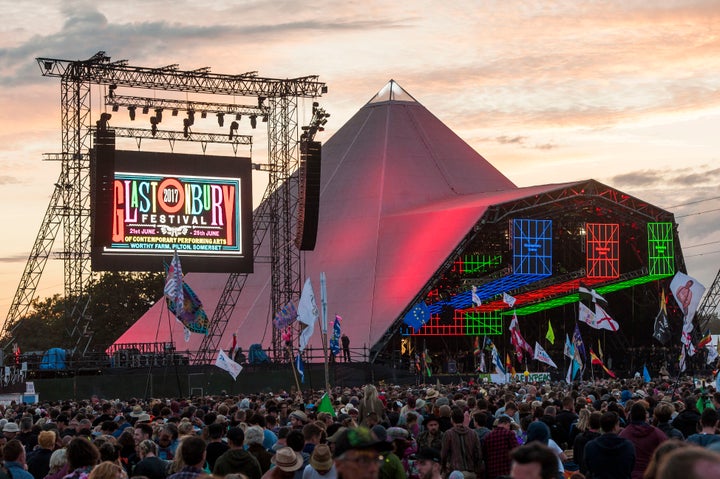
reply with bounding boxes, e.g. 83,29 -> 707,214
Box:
0,175 -> 21,186
0,254 -> 29,263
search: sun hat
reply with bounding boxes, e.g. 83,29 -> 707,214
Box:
425,388 -> 440,400
310,444 -> 334,471
333,426 -> 387,458
289,410 -> 308,422
3,422 -> 19,433
271,447 -> 304,472
129,405 -> 144,417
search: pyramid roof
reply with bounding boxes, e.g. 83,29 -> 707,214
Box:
113,81 -> 560,354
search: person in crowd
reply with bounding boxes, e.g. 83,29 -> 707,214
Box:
245,426 -> 273,474
509,442 -> 559,479
525,420 -> 566,478
440,407 -> 483,478
416,416 -> 443,451
132,439 -> 169,479
641,439 -> 689,479
583,411 -> 635,479
413,447 -> 441,479
167,436 -> 206,479
205,422 -> 230,471
618,403 -> 667,479
652,402 -> 683,441
64,437 -> 101,479
482,415 -> 520,479
262,447 -> 304,479
358,385 -> 386,428
213,427 -> 262,479
555,396 -> 579,450
656,446 -> 720,479
44,448 -> 68,479
302,444 -> 336,479
17,417 -> 38,451
685,407 -> 720,447
156,424 -> 179,461
572,412 -> 601,477
671,398 -> 701,439
4,439 -> 35,479
87,462 -> 127,479
332,427 -> 385,479
27,430 -> 56,479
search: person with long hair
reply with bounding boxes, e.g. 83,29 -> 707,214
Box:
642,440 -> 689,479
87,462 -> 126,479
357,385 -> 386,427
64,437 -> 101,479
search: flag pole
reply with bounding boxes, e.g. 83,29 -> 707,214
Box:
288,342 -> 302,394
320,272 -> 330,392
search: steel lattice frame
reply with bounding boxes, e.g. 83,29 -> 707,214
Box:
2,52 -> 325,362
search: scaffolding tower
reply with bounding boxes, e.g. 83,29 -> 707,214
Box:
2,52 -> 326,361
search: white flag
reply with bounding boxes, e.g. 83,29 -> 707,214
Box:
706,345 -> 719,365
298,277 -> 319,351
563,334 -> 574,359
533,342 -> 558,368
503,292 -> 516,308
471,286 -> 482,307
215,349 -> 243,380
593,304 -> 619,331
578,302 -> 596,327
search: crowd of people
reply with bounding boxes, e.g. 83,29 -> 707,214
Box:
0,375 -> 720,479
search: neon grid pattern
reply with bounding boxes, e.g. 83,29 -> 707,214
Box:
401,310 -> 503,336
512,219 -> 552,275
586,223 -> 620,278
648,222 -> 675,276
453,254 -> 503,275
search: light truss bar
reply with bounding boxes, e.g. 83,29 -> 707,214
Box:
106,95 -> 268,116
38,53 -> 326,98
100,127 -> 253,145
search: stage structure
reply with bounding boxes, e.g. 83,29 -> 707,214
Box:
2,52 -> 326,362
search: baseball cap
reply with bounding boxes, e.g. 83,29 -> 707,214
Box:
333,426 -> 387,458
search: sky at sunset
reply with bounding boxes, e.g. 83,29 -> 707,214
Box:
1,1 -> 719,326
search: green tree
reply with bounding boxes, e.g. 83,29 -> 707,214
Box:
7,272 -> 164,354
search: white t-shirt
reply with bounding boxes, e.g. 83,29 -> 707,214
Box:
302,464 -> 338,479
548,439 -> 564,474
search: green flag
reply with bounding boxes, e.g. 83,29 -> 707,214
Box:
546,320 -> 555,345
317,393 -> 335,417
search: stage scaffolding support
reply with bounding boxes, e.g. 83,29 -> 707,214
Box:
1,52 -> 326,363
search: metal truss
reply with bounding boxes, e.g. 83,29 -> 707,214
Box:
106,95 -> 267,118
3,51 -> 325,361
697,268 -> 720,332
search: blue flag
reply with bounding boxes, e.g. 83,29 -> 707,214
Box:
643,365 -> 651,383
295,354 -> 305,383
329,315 -> 342,356
573,323 -> 586,359
403,302 -> 430,332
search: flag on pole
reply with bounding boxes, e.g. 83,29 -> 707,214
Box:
706,344 -> 718,365
298,277 -> 319,352
479,351 -> 486,373
590,348 -> 616,378
505,353 -> 516,375
164,250 -> 184,316
403,302 -> 430,332
229,333 -> 238,358
167,280 -> 209,334
273,301 -> 298,330
533,342 -> 558,368
653,291 -> 672,345
643,365 -> 651,382
679,346 -> 687,373
698,330 -> 712,349
489,341 -> 505,375
296,354 -> 305,383
670,272 -> 706,324
503,292 -> 516,308
579,282 -> 608,307
573,324 -> 586,359
509,314 -> 534,362
471,286 -> 482,307
564,334 -> 574,360
593,304 -> 620,331
317,393 -> 335,417
329,315 -> 342,356
578,301 -> 597,327
546,321 -> 555,345
598,339 -> 603,359
215,350 -> 243,380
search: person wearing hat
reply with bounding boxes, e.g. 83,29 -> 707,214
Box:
415,447 -> 442,479
417,415 -> 444,451
245,425 -> 273,474
262,447 -> 304,479
382,427 -> 410,479
213,427 -> 262,479
289,410 -> 308,430
303,444 -> 336,479
333,426 -> 386,479
3,422 -> 19,442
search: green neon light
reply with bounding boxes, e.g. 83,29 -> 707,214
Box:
511,274 -> 672,316
464,311 -> 503,335
648,222 -> 675,276
461,254 -> 503,274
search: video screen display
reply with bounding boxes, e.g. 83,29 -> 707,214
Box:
91,140 -> 253,273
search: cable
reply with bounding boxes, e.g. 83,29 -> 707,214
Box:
676,207 -> 720,218
666,195 -> 720,209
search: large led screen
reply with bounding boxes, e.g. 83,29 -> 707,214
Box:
91,141 -> 253,273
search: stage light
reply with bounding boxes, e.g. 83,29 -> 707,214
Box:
217,113 -> 225,127
111,104 -> 119,112
201,111 -> 207,119
172,109 -> 178,116
142,106 -> 149,115
97,113 -> 112,130
229,121 -> 239,140
187,110 -> 195,125
155,109 -> 163,123
262,114 -> 268,122
235,113 -> 242,121
321,86 -> 328,94
183,118 -> 191,138
108,84 -> 117,99
128,106 -> 136,121
258,96 -> 266,108
43,61 -> 53,71
250,114 -> 257,129
150,116 -> 158,136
